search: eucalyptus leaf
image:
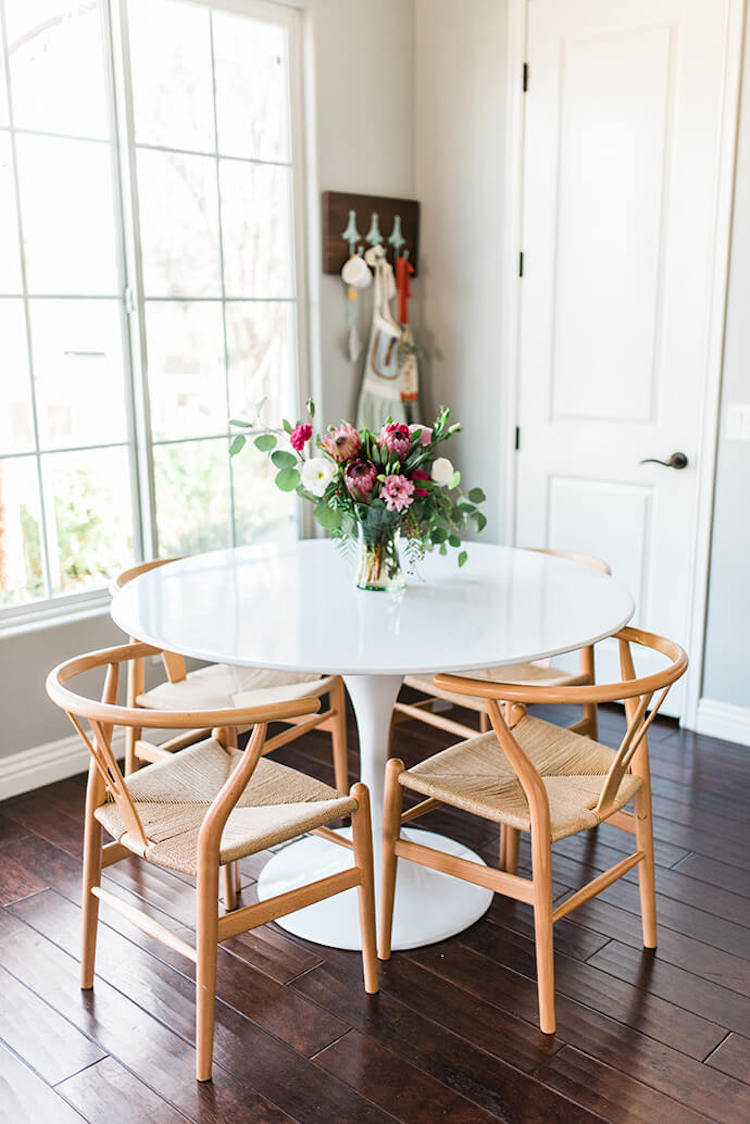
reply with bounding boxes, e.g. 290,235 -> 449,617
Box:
229,418 -> 252,428
229,435 -> 246,456
282,418 -> 293,434
275,467 -> 300,492
305,398 -> 315,417
468,487 -> 486,504
271,449 -> 297,470
314,501 -> 343,529
254,433 -> 277,452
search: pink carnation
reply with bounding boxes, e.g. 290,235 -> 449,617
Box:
381,473 -> 415,513
290,423 -> 312,452
379,422 -> 411,462
409,424 -> 432,446
322,422 -> 361,462
344,459 -> 378,502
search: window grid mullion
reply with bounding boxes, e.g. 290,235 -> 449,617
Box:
208,8 -> 237,549
0,0 -> 53,601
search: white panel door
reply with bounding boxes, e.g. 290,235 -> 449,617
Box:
516,0 -> 732,713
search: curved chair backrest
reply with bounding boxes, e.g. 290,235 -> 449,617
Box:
434,626 -> 688,822
47,643 -> 320,853
527,547 -> 612,576
112,558 -> 187,683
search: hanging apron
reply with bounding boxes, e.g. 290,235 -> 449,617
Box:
356,247 -> 405,430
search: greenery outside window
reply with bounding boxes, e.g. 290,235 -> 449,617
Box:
0,0 -> 305,627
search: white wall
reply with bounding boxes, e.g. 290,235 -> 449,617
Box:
412,0 -> 508,540
305,0 -> 416,424
701,12 -> 750,712
0,0 -> 416,760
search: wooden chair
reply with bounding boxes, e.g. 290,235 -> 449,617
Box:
379,626 -> 687,1035
114,559 -> 349,791
393,549 -> 611,741
46,642 -> 378,1082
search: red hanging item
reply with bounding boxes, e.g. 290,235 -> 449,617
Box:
395,255 -> 414,325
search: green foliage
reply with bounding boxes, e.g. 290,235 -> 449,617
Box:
254,434 -> 277,453
275,467 -> 301,492
271,449 -> 297,470
229,434 -> 246,456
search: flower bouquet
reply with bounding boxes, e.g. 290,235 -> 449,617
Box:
229,403 -> 486,592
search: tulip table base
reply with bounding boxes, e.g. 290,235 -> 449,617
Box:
256,671 -> 493,950
255,826 -> 494,951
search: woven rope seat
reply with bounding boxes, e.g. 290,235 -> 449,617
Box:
95,737 -> 356,875
138,663 -> 334,712
403,664 -> 585,714
399,714 -> 641,842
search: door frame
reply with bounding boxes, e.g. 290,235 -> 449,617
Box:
499,0 -> 746,729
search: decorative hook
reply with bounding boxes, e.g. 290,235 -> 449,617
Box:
341,209 -> 360,255
365,212 -> 383,246
388,214 -> 406,256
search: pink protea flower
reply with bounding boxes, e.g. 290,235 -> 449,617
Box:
344,459 -> 378,502
411,468 -> 430,497
381,474 -> 415,513
322,422 -> 361,462
379,422 -> 411,462
290,423 -> 312,452
409,423 -> 432,446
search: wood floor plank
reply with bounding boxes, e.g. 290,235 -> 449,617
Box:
0,961 -> 104,1085
56,1055 -> 193,1123
314,1028 -> 502,1123
0,851 -> 48,904
535,1044 -> 714,1124
0,794 -> 84,859
460,920 -> 724,1060
407,941 -> 748,1123
587,941 -> 750,1039
0,907 -> 294,1123
8,891 -> 393,1123
706,1033 -> 750,1085
11,889 -> 351,1061
0,1039 -> 84,1124
672,852 -> 750,901
0,811 -> 31,847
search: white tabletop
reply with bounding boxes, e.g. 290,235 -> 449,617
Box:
110,541 -> 634,676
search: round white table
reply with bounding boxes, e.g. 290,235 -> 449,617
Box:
110,541 -> 634,950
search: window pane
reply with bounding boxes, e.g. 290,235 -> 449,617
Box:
127,0 -> 214,152
226,300 -> 295,424
5,0 -> 110,140
0,456 -> 44,605
0,299 -> 34,455
153,438 -> 231,556
0,134 -> 22,293
137,149 -> 220,297
43,446 -> 133,595
231,445 -> 295,547
0,45 -> 8,125
220,160 -> 294,297
15,134 -> 119,294
213,10 -> 290,163
145,300 -> 227,440
30,299 -> 128,449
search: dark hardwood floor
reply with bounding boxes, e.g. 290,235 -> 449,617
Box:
1,700 -> 749,1122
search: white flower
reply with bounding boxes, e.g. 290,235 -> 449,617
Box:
431,457 -> 455,486
301,456 -> 336,497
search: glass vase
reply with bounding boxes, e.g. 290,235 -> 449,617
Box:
354,523 -> 405,592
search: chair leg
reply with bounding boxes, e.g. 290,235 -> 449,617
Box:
632,772 -> 657,949
499,825 -> 520,875
350,783 -> 379,994
221,863 -> 238,911
81,761 -> 104,989
234,859 -> 242,895
479,710 -> 490,733
378,758 -> 404,960
124,726 -> 141,775
531,832 -> 556,1035
330,678 -> 349,793
196,863 -> 219,1082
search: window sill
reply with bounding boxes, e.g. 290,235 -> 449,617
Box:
0,589 -> 112,639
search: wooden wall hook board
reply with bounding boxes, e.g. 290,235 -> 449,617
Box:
322,191 -> 420,276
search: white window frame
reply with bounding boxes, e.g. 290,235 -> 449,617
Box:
0,0 -> 311,634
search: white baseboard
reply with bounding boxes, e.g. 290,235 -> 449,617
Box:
0,731 -> 125,801
695,698 -> 750,748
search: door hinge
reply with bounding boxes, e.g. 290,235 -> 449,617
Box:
518,251 -> 524,278
123,287 -> 135,314
522,62 -> 529,92
515,426 -> 521,451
